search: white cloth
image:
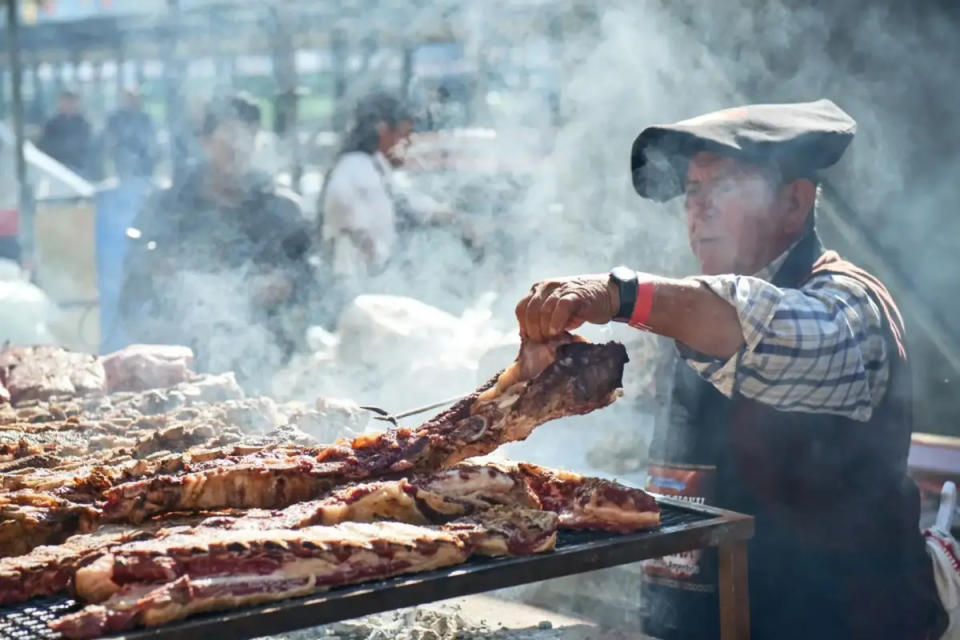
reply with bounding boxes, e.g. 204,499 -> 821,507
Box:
321,151 -> 398,277
321,151 -> 451,280
926,528 -> 960,639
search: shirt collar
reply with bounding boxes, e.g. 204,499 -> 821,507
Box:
752,239 -> 801,282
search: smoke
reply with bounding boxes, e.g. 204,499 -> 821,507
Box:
666,0 -> 960,432
102,0 -> 960,459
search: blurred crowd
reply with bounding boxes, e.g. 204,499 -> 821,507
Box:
37,88 -> 159,182
30,87 -> 486,393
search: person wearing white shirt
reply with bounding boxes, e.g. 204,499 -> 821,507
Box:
318,93 -> 484,318
319,93 -> 416,279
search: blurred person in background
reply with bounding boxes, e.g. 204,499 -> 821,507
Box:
319,92 -> 418,280
117,93 -> 312,392
425,83 -> 468,130
38,89 -> 94,179
102,87 -> 158,181
318,91 -> 481,314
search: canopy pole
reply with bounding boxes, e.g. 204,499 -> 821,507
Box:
5,0 -> 33,270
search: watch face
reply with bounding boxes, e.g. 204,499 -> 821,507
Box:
610,266 -> 634,283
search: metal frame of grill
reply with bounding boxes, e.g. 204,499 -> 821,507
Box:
0,497 -> 754,640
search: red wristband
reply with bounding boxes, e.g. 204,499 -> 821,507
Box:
628,279 -> 655,330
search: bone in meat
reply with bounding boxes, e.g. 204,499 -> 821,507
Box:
442,504 -> 558,556
188,460 -> 540,533
100,339 -> 628,522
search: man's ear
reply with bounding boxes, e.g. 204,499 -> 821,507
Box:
780,178 -> 817,234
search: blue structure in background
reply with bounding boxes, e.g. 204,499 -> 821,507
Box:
95,178 -> 153,353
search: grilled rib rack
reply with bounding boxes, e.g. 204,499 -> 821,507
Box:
0,498 -> 754,640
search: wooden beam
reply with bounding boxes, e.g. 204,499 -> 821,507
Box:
717,541 -> 750,640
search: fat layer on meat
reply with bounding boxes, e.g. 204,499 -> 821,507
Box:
517,462 -> 660,532
55,510 -> 556,638
73,521 -> 472,603
0,525 -> 148,604
193,461 -> 541,531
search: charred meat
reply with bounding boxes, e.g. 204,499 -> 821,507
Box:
57,522 -> 472,637
100,339 -> 628,522
517,462 -> 660,532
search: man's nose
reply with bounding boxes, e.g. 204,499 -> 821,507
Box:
686,194 -> 713,221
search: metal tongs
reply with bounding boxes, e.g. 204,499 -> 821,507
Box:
360,394 -> 469,427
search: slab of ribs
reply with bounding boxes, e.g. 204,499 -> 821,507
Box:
0,337 -> 662,638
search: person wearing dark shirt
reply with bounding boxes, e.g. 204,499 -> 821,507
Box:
103,88 -> 158,180
117,93 -> 312,391
38,90 -> 93,178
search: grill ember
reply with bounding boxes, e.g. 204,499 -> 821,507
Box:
0,338 -> 658,639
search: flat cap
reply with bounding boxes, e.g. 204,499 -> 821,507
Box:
630,99 -> 856,201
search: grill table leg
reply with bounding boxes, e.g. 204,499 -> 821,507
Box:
718,541 -> 750,640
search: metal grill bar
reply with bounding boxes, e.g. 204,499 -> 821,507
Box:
0,499 -> 752,640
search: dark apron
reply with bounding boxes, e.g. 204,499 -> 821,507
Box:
641,232 -> 945,640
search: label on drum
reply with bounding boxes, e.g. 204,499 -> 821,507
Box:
643,462 -> 717,590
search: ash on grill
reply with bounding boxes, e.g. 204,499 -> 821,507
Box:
267,601 -> 637,640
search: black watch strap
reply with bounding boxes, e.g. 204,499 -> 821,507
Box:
609,266 -> 638,322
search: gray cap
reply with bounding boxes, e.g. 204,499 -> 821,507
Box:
630,99 -> 856,201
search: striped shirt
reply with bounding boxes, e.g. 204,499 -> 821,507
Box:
677,247 -> 890,422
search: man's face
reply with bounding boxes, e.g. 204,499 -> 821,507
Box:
684,151 -> 787,275
379,120 -> 414,167
204,119 -> 258,178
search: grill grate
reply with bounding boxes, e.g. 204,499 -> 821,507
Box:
0,597 -> 79,640
658,501 -> 709,528
0,502 -> 722,640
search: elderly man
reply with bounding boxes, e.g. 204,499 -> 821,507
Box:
516,100 -> 945,639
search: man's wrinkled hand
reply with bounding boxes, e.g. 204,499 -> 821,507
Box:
515,274 -> 619,342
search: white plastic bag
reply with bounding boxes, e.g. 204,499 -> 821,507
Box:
925,481 -> 960,639
0,259 -> 57,344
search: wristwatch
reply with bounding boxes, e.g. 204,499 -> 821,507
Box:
609,266 -> 638,322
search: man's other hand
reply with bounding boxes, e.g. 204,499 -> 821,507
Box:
515,275 -> 619,342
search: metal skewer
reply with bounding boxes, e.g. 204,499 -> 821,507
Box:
360,394 -> 469,427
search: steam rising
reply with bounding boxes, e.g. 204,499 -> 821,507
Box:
108,0 -> 959,461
